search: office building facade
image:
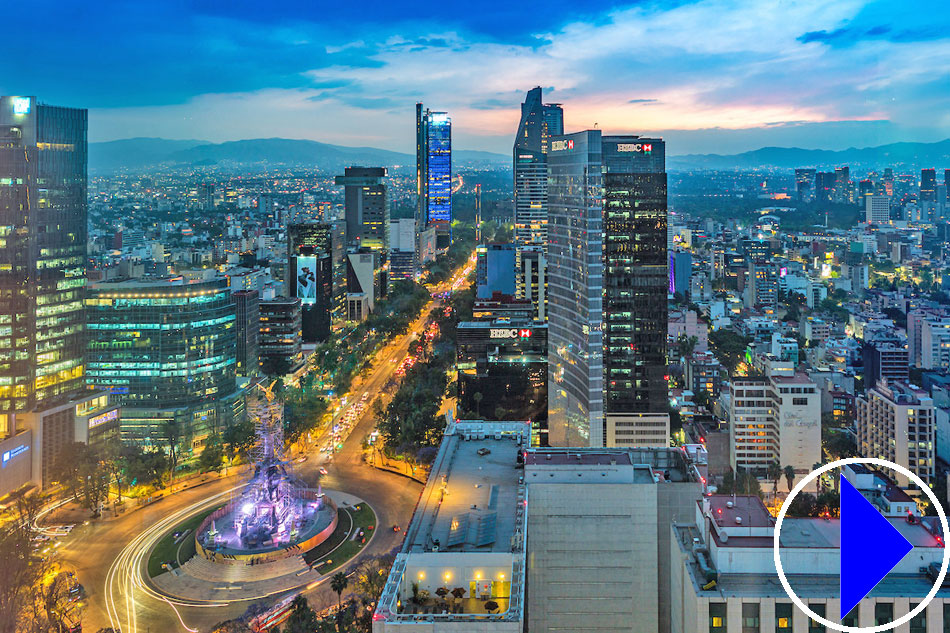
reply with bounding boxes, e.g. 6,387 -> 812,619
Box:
232,290 -> 260,378
513,87 -> 563,248
259,296 -> 303,372
334,166 -> 389,250
0,96 -> 117,493
547,131 -> 669,448
476,244 -> 517,299
86,277 -> 242,447
517,246 -> 547,321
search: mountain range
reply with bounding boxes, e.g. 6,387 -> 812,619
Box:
88,137 -> 508,172
668,139 -> 950,171
88,136 -> 950,173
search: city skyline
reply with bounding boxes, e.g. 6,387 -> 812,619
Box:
3,0 -> 949,155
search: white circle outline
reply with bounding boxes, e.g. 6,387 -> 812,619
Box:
773,457 -> 950,633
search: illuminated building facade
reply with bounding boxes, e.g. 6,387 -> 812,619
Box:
287,222 -> 344,340
513,87 -> 563,248
86,277 -> 243,447
0,96 -> 88,433
416,104 -> 452,249
0,96 -> 119,494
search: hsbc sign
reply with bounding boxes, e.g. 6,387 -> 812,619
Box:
551,139 -> 574,152
490,328 -> 532,339
617,143 -> 652,153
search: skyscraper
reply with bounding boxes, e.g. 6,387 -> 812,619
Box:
547,131 -> 669,448
334,166 -> 389,250
288,221 -> 345,339
513,87 -> 563,248
415,104 -> 452,250
921,168 -> 937,202
794,168 -> 816,202
0,97 -> 118,490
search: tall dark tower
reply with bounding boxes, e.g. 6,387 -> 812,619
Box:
921,168 -> 937,202
415,104 -> 452,251
474,183 -> 482,242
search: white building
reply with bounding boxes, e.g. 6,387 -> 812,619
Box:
866,194 -> 891,224
728,374 -> 821,488
670,494 -> 949,633
857,381 -> 935,488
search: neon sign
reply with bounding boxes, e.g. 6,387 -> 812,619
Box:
11,97 -> 30,115
2,444 -> 28,466
89,408 -> 119,429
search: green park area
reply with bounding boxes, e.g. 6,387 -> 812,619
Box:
303,503 -> 377,574
147,504 -> 222,577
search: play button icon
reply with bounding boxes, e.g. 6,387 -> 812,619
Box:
839,474 -> 913,618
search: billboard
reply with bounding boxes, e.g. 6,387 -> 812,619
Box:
296,256 -> 317,305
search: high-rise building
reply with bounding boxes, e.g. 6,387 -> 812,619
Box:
865,194 -> 891,224
0,96 -> 118,492
474,183 -> 482,242
747,260 -> 779,308
815,171 -> 835,203
728,373 -> 821,488
945,169 -> 950,203
232,290 -> 260,379
287,222 -> 344,340
516,246 -> 546,321
673,250 -> 692,297
547,131 -> 669,448
334,167 -> 389,250
476,244 -> 517,299
513,87 -> 563,248
416,104 -> 452,249
259,296 -> 303,373
794,168 -> 816,202
86,277 -> 243,447
833,166 -> 852,204
388,218 -> 417,283
457,322 -> 548,443
921,167 -> 937,202
857,380 -> 934,488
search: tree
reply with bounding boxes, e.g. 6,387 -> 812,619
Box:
198,434 -> 225,473
472,392 -> 484,417
709,329 -> 752,373
677,334 -> 699,360
787,492 -> 818,517
485,600 -> 500,613
281,595 -> 318,633
330,572 -> 349,633
783,465 -> 796,492
451,587 -> 466,602
766,462 -> 782,495
0,503 -> 58,633
101,437 -> 128,502
694,389 -> 711,411
222,418 -> 256,469
260,356 -> 292,378
160,420 -> 183,482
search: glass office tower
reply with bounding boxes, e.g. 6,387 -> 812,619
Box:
86,277 -> 242,447
416,104 -> 452,249
334,166 -> 390,250
0,96 -> 88,434
547,131 -> 604,447
547,131 -> 669,448
513,87 -> 563,249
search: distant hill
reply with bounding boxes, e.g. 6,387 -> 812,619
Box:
89,137 -> 508,172
669,139 -> 950,171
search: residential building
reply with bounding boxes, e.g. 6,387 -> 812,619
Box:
259,296 -> 303,373
748,260 -> 779,308
728,374 -> 821,487
800,316 -> 831,344
862,339 -> 909,386
857,380 -> 935,488
685,352 -> 722,398
669,310 -> 709,354
866,194 -> 891,224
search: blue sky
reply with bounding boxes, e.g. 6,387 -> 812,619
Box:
3,0 -> 948,155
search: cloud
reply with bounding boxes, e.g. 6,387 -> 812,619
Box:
17,0 -> 950,154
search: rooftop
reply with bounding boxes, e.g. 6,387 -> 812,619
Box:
406,421 -> 529,554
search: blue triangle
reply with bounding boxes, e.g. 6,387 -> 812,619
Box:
840,475 -> 913,619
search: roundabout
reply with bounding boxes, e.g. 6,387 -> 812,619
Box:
103,384 -> 381,633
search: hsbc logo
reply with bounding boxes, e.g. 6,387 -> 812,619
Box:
617,143 -> 652,153
551,139 -> 574,152
490,328 -> 533,339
